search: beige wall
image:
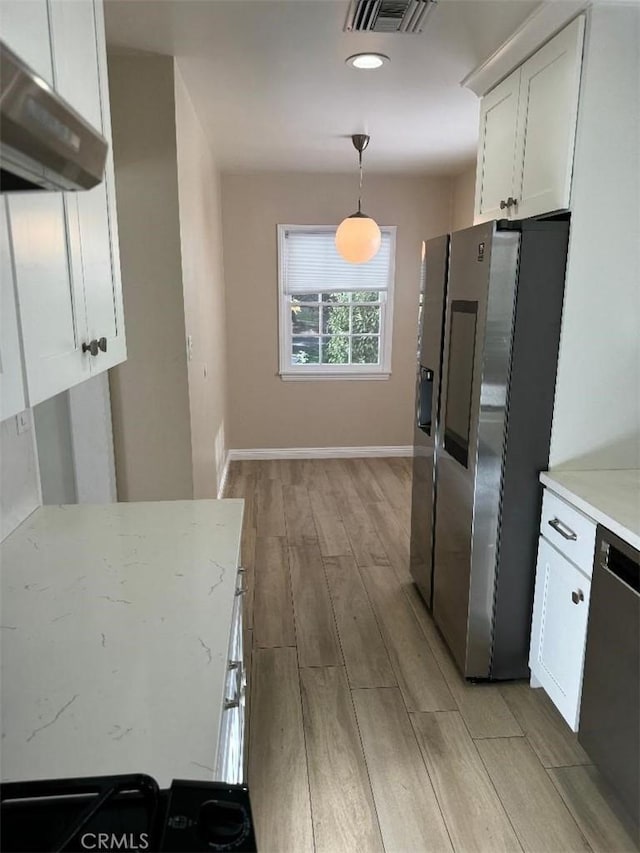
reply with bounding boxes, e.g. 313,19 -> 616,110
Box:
221,172 -> 452,449
108,54 -> 193,500
174,66 -> 228,497
451,164 -> 476,231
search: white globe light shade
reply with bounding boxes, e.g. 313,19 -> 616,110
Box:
335,214 -> 381,264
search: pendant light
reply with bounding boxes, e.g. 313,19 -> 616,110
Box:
335,134 -> 381,264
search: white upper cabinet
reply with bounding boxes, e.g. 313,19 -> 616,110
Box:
0,0 -> 53,85
8,191 -> 90,404
0,200 -> 26,420
48,0 -> 102,126
2,0 -> 87,406
87,0 -> 127,371
3,0 -> 126,412
474,16 -> 585,224
514,17 -> 585,220
474,73 -> 520,222
49,0 -> 126,372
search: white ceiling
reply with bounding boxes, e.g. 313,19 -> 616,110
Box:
105,0 -> 540,175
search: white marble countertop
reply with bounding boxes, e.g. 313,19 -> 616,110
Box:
0,499 -> 243,787
540,469 -> 640,551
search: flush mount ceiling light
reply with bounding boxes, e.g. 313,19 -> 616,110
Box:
335,134 -> 381,265
346,52 -> 390,70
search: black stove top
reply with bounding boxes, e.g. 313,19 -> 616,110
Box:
0,774 -> 256,852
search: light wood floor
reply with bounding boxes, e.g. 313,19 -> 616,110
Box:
225,458 -> 639,853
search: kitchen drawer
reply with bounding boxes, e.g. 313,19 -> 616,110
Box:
529,535 -> 591,731
215,660 -> 246,785
215,567 -> 246,785
540,488 -> 596,575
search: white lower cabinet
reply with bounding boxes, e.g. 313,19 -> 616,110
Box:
529,535 -> 591,731
215,571 -> 246,785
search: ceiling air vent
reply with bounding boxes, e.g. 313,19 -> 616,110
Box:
344,0 -> 437,34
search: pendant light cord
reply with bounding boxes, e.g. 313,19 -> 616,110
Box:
358,149 -> 363,214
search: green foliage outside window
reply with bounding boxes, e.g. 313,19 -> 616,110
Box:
291,291 -> 380,366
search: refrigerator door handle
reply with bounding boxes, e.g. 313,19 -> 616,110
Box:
418,366 -> 434,434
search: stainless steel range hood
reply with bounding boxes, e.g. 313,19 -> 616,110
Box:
0,41 -> 108,192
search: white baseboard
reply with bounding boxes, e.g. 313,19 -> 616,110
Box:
217,452 -> 230,498
227,446 -> 413,461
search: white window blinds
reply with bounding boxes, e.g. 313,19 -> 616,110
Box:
283,228 -> 393,294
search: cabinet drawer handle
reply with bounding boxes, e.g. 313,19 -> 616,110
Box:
548,517 -> 577,541
224,662 -> 243,710
571,589 -> 585,605
506,196 -> 518,208
235,567 -> 247,596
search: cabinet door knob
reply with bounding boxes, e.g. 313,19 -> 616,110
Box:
507,196 -> 518,208
571,589 -> 584,604
499,199 -> 508,210
97,337 -> 107,353
82,339 -> 99,356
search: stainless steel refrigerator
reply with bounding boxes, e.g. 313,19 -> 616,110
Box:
410,218 -> 570,680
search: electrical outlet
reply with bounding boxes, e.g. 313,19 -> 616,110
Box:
16,410 -> 31,435
187,335 -> 194,361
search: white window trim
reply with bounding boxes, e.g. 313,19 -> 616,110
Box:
277,224 -> 396,381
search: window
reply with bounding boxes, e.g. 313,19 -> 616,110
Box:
277,225 -> 396,380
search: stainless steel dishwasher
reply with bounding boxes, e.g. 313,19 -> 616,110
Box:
579,525 -> 640,833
